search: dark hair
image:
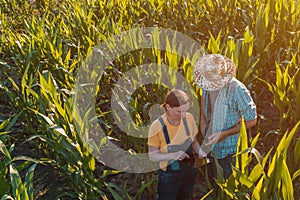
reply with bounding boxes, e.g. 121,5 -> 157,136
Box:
161,89 -> 189,111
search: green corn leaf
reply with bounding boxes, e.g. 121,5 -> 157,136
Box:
276,121 -> 300,157
200,190 -> 213,200
21,135 -> 47,143
88,156 -> 95,171
21,60 -> 30,99
215,178 -> 235,199
135,179 -> 155,199
249,148 -> 263,165
39,72 -> 58,102
35,111 -> 54,126
24,49 -> 38,73
235,147 -> 263,165
5,110 -> 24,132
0,118 -> 11,131
232,166 -> 253,188
10,165 -> 29,200
236,117 -> 248,173
165,36 -> 178,70
274,131 -> 288,157
1,194 -> 15,200
260,147 -> 273,169
281,161 -> 294,200
24,163 -> 37,200
292,169 -> 300,181
6,75 -> 20,93
294,133 -> 300,166
104,182 -> 123,200
0,140 -> 12,161
101,170 -> 122,179
53,99 -> 67,120
11,156 -> 43,164
64,49 -> 71,64
250,132 -> 260,148
234,147 -> 265,183
0,131 -> 11,137
257,77 -> 275,94
27,108 -> 69,138
289,62 -> 300,94
208,31 -> 221,54
284,121 -> 300,156
248,163 -> 264,184
151,27 -> 161,64
87,138 -> 101,155
252,176 -> 265,200
267,153 -> 283,197
282,65 -> 290,90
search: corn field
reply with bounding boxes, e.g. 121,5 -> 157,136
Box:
0,0 -> 299,199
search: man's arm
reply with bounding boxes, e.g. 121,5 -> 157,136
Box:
200,95 -> 206,136
205,118 -> 257,146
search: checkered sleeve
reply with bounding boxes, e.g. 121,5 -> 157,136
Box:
234,85 -> 257,121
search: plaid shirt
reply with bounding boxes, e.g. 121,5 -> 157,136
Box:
202,78 -> 257,159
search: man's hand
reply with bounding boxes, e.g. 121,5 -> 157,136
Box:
206,131 -> 227,146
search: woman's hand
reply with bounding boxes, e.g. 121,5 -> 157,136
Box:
149,146 -> 190,162
173,151 -> 190,161
197,148 -> 207,158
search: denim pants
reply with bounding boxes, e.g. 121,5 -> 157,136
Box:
157,164 -> 197,200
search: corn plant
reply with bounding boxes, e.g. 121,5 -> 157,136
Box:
0,139 -> 47,200
215,119 -> 300,200
1,0 -> 300,199
258,59 -> 300,130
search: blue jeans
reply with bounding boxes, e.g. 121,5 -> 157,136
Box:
157,164 -> 197,200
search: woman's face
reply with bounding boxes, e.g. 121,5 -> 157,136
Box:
167,102 -> 190,120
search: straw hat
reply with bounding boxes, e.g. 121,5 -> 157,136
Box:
193,54 -> 236,91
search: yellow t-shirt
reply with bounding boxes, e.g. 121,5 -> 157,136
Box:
147,113 -> 198,171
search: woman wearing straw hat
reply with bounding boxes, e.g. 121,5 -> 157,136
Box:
148,89 -> 206,200
193,54 -> 257,193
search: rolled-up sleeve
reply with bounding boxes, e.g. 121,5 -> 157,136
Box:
235,85 -> 257,121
